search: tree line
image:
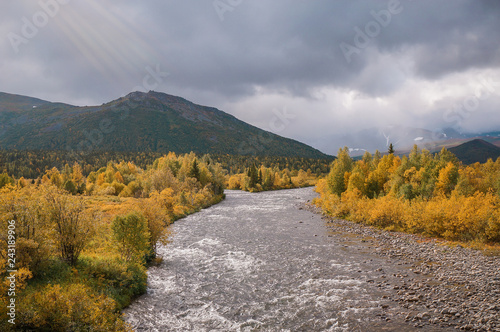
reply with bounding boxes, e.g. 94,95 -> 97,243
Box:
226,164 -> 318,192
315,145 -> 500,244
0,149 -> 332,179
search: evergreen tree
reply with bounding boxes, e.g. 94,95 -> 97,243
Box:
188,159 -> 200,181
63,180 -> 77,195
388,143 -> 395,155
248,164 -> 259,188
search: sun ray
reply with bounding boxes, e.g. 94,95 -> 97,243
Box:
49,0 -> 165,89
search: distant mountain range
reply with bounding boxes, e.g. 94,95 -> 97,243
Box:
327,125 -> 500,157
0,91 -> 330,159
449,139 -> 500,164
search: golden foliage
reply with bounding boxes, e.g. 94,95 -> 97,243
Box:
42,187 -> 98,265
227,165 -> 318,192
316,146 -> 500,244
18,283 -> 130,331
0,152 -> 226,330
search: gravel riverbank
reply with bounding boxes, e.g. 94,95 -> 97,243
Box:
305,203 -> 500,331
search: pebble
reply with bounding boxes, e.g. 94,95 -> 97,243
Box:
306,203 -> 500,332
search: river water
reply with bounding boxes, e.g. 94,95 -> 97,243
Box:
124,188 -> 427,331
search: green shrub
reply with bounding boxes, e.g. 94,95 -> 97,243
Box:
79,257 -> 147,308
18,283 -> 130,331
112,212 -> 150,263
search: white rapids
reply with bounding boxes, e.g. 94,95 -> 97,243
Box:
124,188 -> 417,331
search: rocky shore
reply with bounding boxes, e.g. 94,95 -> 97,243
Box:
306,203 -> 500,331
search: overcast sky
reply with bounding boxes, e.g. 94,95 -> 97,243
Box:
1,0 -> 500,154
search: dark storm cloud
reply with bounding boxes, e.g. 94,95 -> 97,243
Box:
1,0 -> 499,153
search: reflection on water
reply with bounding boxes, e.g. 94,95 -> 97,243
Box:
124,188 -> 416,331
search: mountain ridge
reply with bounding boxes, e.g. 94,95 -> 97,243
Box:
0,91 -> 330,159
333,125 -> 500,157
448,139 -> 500,164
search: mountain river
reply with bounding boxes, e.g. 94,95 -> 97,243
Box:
124,188 -> 450,331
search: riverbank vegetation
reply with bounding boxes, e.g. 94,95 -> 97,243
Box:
0,152 -> 225,331
315,146 -> 500,245
225,164 -> 319,192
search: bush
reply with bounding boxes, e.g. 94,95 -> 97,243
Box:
79,256 -> 148,308
112,212 -> 150,263
42,190 -> 97,265
111,181 -> 126,195
0,173 -> 14,189
317,185 -> 500,244
0,193 -> 52,275
18,283 -> 130,331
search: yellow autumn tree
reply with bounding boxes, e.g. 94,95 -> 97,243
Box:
435,161 -> 459,196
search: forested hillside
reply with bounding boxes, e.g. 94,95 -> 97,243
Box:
448,139 -> 500,164
0,91 -> 329,159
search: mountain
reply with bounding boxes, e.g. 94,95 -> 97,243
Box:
448,139 -> 500,164
320,126 -> 449,156
0,91 -> 330,159
321,124 -> 500,157
0,92 -> 51,112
